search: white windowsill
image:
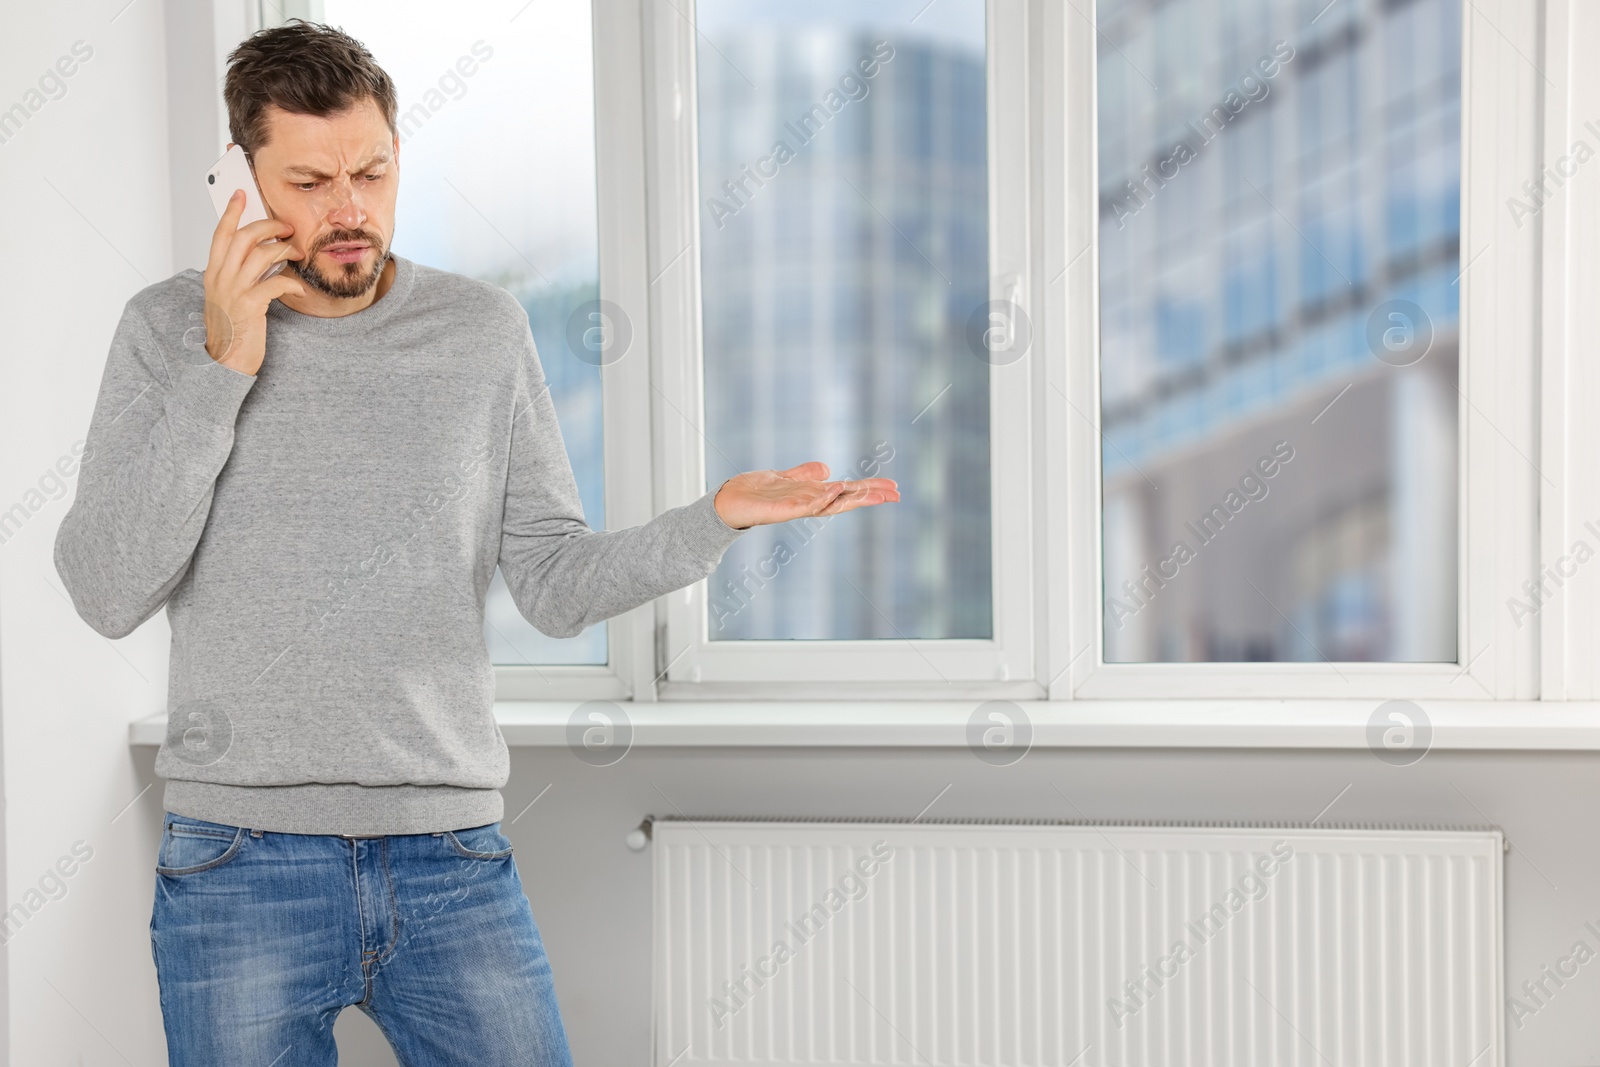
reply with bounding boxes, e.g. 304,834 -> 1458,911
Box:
128,701 -> 1600,750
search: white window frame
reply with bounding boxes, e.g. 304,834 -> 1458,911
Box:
1538,0 -> 1600,703
1048,0 -> 1543,702
641,0 -> 1042,699
492,0 -> 660,701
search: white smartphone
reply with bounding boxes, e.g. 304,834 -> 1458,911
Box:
205,144 -> 287,282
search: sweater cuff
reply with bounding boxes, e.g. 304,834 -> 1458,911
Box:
167,357 -> 257,430
685,485 -> 747,556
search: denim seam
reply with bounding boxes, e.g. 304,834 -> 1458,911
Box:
349,839 -> 376,1009
155,827 -> 245,876
149,916 -> 169,1033
375,837 -> 402,968
445,829 -> 513,860
167,824 -> 235,840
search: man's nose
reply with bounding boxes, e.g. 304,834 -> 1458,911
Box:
321,178 -> 367,229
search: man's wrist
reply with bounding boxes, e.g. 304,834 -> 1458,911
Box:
712,480 -> 747,531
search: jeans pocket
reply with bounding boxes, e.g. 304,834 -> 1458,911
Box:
156,815 -> 246,876
443,823 -> 514,860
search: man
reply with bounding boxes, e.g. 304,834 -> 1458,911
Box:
53,20 -> 896,1066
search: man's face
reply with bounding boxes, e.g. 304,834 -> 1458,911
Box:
246,98 -> 399,300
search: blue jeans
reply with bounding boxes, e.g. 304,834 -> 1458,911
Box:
149,812 -> 574,1066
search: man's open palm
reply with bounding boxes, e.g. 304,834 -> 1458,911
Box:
713,462 -> 899,530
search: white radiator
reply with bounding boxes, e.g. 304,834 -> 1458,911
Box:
652,820 -> 1503,1067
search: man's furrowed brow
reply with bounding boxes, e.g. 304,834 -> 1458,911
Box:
282,152 -> 392,179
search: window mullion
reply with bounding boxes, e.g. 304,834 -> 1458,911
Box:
643,0 -> 714,688
1536,0 -> 1600,700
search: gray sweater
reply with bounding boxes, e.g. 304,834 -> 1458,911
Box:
56,254 -> 743,835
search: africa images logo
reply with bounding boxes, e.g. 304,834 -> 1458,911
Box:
1366,700 -> 1432,767
566,700 -> 632,767
967,700 -> 1033,767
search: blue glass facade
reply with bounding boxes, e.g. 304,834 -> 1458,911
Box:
1098,0 -> 1461,662
696,17 -> 993,641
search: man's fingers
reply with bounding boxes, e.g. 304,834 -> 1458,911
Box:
207,189 -> 245,265
809,478 -> 895,501
239,244 -> 288,289
846,477 -> 897,492
226,220 -> 295,275
238,216 -> 296,243
265,273 -> 308,302
813,483 -> 899,516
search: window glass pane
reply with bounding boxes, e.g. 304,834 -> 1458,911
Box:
695,0 -> 991,641
321,1 -> 605,665
1097,0 -> 1460,664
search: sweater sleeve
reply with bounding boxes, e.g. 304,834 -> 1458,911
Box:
53,301 -> 257,638
497,335 -> 745,639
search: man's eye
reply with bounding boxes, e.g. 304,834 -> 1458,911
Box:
363,173 -> 383,182
295,182 -> 319,191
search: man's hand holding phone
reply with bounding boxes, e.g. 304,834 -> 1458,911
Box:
202,189 -> 305,374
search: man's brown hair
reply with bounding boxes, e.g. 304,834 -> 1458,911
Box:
223,19 -> 397,158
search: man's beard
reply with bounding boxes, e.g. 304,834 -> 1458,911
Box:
290,232 -> 391,299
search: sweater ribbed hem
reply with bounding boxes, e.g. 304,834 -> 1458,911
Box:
163,779 -> 504,836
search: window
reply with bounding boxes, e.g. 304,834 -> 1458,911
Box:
694,1 -> 991,643
648,0 -> 1037,694
322,0 -> 607,669
1095,0 -> 1462,665
1061,0 -> 1540,701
